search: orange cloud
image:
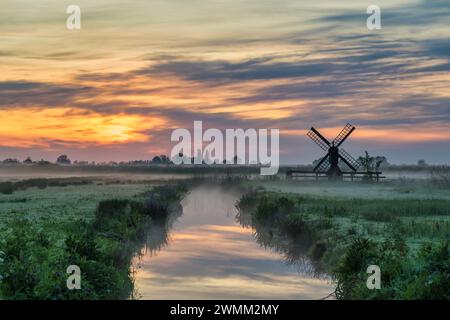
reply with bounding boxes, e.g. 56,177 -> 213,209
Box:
0,107 -> 166,148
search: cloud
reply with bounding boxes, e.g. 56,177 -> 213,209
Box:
421,39 -> 450,59
1,0 -> 450,163
136,57 -> 335,83
0,81 -> 96,108
317,0 -> 450,27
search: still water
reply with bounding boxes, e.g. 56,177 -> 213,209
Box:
133,185 -> 334,299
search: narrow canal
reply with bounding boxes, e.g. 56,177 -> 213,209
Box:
133,184 -> 334,299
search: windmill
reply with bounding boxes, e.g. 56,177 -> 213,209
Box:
307,123 -> 360,178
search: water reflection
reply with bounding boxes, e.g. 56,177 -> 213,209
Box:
141,201 -> 183,255
133,185 -> 334,299
236,208 -> 328,278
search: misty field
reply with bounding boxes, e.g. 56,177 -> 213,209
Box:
238,177 -> 450,299
0,169 -> 448,299
0,175 -> 186,299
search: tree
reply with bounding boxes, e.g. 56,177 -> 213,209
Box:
374,156 -> 389,168
151,156 -> 162,164
2,158 -> 19,164
23,157 -> 33,164
358,151 -> 385,181
38,159 -> 51,165
160,155 -> 172,164
56,155 -> 71,165
418,159 -> 427,167
358,151 -> 387,172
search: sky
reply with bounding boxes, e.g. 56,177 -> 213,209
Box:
0,0 -> 449,165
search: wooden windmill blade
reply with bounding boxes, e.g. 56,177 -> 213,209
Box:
307,127 -> 330,151
313,154 -> 330,172
339,148 -> 360,172
333,123 -> 355,147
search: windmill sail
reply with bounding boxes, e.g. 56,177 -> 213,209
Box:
333,123 -> 355,147
339,148 -> 360,171
307,128 -> 330,151
313,154 -> 330,172
316,158 -> 330,172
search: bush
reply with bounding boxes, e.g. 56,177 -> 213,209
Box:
96,199 -> 129,218
334,237 -> 449,299
141,185 -> 185,220
236,190 -> 261,212
0,178 -> 93,195
15,179 -> 48,190
0,185 -> 185,299
399,241 -> 450,299
0,218 -> 134,300
255,196 -> 295,222
0,182 -> 14,194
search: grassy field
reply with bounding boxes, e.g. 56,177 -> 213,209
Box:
0,180 -> 150,230
0,172 -> 449,299
238,179 -> 450,299
0,177 -> 185,299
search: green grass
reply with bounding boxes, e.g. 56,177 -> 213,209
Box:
0,178 -> 94,195
238,191 -> 450,245
249,179 -> 450,201
0,181 -> 151,233
237,190 -> 450,299
0,183 -> 185,299
1,175 -> 448,299
333,237 -> 449,299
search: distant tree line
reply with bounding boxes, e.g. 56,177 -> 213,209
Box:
0,153 -> 444,168
0,153 -> 246,167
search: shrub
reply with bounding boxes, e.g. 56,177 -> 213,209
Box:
236,190 -> 260,212
141,185 -> 185,220
15,179 -> 48,190
0,182 -> 14,194
334,237 -> 449,299
255,196 -> 295,222
96,199 -> 130,219
0,185 -> 185,299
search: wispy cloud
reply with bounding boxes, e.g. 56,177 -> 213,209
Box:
0,0 -> 449,163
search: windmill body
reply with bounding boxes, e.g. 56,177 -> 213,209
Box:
287,123 -> 383,181
307,123 -> 360,179
327,144 -> 341,177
